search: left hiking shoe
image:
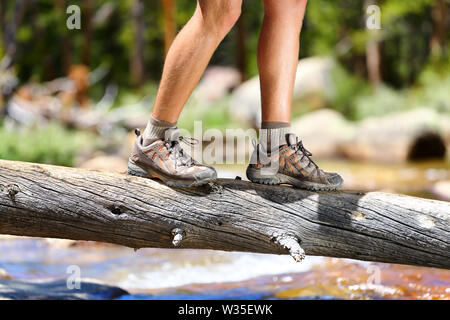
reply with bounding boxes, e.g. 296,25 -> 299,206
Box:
246,133 -> 343,191
128,127 -> 217,187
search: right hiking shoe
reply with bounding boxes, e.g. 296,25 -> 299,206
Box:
246,133 -> 343,191
128,127 -> 217,187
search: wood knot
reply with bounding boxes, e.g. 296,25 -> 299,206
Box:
31,164 -> 50,176
109,205 -> 122,215
208,182 -> 223,194
4,184 -> 20,201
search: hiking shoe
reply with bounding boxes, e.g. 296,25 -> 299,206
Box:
246,133 -> 343,191
128,128 -> 217,187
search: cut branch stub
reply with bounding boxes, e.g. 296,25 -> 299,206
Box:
171,228 -> 185,247
273,234 -> 306,262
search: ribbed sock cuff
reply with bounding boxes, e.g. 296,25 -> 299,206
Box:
142,115 -> 177,146
259,122 -> 291,152
261,121 -> 291,129
149,116 -> 177,128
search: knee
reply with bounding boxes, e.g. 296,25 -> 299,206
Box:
198,0 -> 242,38
220,4 -> 242,34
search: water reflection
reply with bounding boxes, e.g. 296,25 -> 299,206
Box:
0,236 -> 448,300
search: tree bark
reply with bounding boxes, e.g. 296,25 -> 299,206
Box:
236,10 -> 247,82
3,0 -> 28,69
131,0 -> 145,87
82,0 -> 93,67
55,0 -> 72,73
430,0 -> 448,59
365,0 -> 382,88
0,159 -> 448,269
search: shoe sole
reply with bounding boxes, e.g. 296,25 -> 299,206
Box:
127,159 -> 216,188
246,167 -> 342,191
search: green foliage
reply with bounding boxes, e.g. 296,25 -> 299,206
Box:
3,0 -> 449,128
326,59 -> 450,121
381,0 -> 433,24
329,62 -> 370,120
353,85 -> 407,120
6,0 -> 448,87
0,122 -> 98,166
178,97 -> 235,132
413,62 -> 450,114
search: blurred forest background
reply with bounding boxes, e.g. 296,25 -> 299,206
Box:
0,0 -> 449,194
2,1 -> 449,90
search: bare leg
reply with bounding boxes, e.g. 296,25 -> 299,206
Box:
258,0 -> 308,123
152,0 -> 242,123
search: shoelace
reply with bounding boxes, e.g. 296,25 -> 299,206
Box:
164,136 -> 199,168
292,138 -> 320,171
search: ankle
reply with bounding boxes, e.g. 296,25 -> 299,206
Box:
142,115 -> 177,146
258,122 -> 291,152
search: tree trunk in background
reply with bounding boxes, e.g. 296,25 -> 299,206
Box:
0,0 -> 27,107
3,0 -> 27,68
55,0 -> 72,73
365,0 -> 382,89
131,0 -> 145,88
366,38 -> 382,88
82,0 -> 92,67
236,11 -> 247,82
161,0 -> 176,55
0,1 -> 5,53
430,0 -> 448,59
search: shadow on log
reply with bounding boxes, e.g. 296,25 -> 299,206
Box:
0,159 -> 448,269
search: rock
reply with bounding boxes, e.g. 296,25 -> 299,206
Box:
438,115 -> 450,153
340,108 -> 448,163
79,155 -> 127,173
0,279 -> 128,300
121,131 -> 138,159
291,109 -> 354,158
228,76 -> 260,126
229,56 -> 335,125
194,66 -> 241,104
43,238 -> 78,249
0,235 -> 21,240
292,56 -> 335,100
430,181 -> 450,201
291,107 -> 449,162
0,269 -> 13,280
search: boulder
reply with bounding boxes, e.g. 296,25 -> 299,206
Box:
0,269 -> 13,280
291,109 -> 354,158
79,155 -> 127,173
340,108 -> 448,163
430,180 -> 450,201
0,279 -> 128,300
229,56 -> 335,125
43,238 -> 78,249
194,66 -> 241,104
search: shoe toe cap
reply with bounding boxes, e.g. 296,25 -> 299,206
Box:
327,172 -> 344,186
194,166 -> 217,180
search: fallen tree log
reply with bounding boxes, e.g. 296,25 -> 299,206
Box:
0,159 -> 448,269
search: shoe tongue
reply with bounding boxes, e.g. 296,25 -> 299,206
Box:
285,133 -> 297,146
164,128 -> 179,142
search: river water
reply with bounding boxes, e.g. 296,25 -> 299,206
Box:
0,159 -> 449,299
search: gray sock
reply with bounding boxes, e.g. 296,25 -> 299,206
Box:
259,122 -> 291,152
142,115 -> 177,146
